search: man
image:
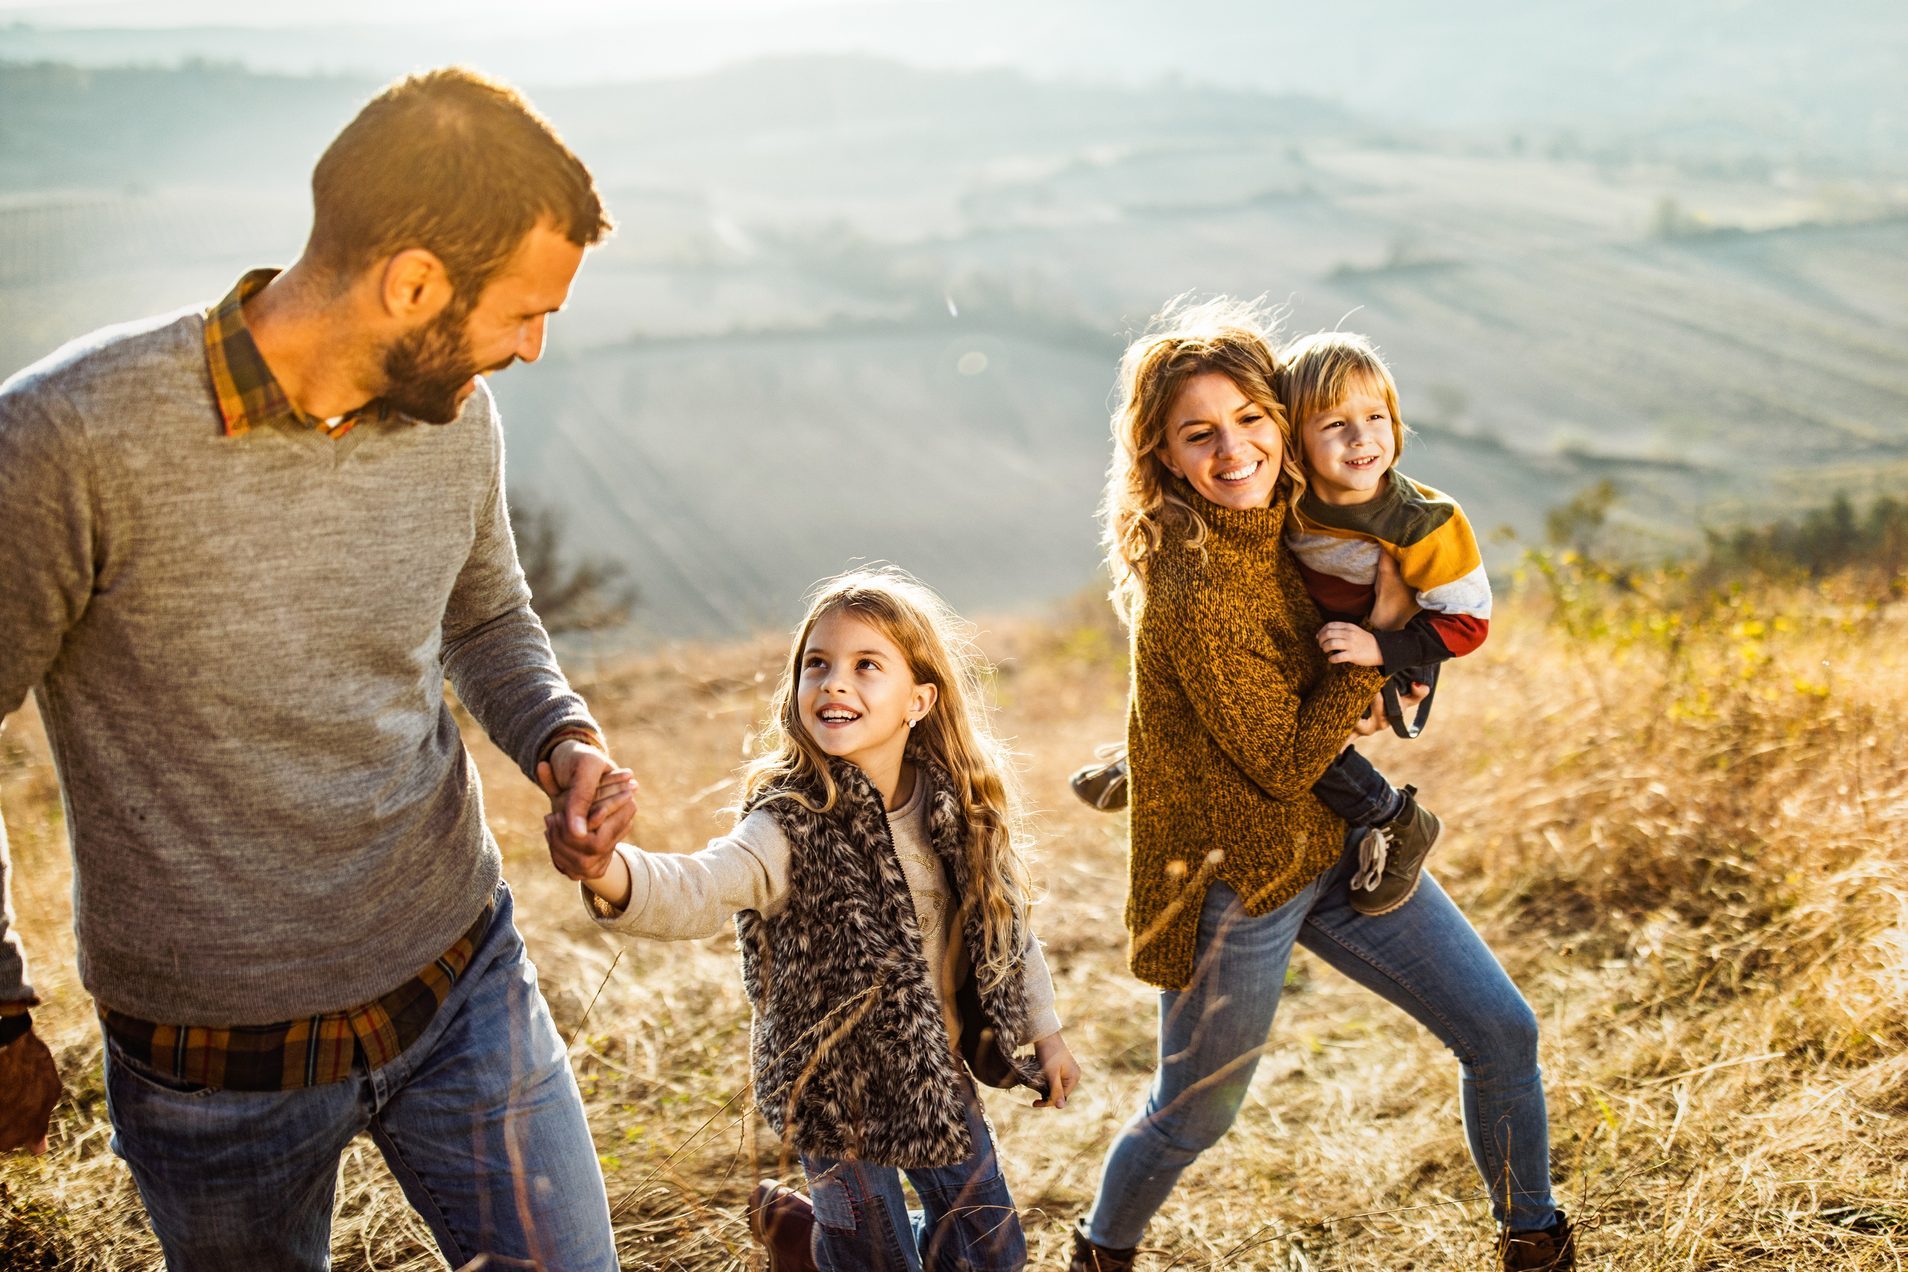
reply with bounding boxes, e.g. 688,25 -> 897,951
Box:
0,68 -> 636,1269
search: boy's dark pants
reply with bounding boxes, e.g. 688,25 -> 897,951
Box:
1313,746 -> 1396,828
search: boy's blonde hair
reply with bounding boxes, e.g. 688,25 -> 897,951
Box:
1275,330 -> 1407,472
739,566 -> 1033,990
1101,295 -> 1306,623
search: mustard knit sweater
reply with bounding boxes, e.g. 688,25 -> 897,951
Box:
1124,490 -> 1386,990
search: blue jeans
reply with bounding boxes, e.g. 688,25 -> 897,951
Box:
1083,836 -> 1558,1248
800,1088 -> 1026,1272
1311,745 -> 1398,828
102,883 -> 618,1271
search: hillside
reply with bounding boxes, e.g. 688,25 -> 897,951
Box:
4,570 -> 1905,1269
3,57 -> 1907,635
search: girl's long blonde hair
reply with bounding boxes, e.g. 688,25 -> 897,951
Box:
739,566 -> 1033,990
1100,295 -> 1307,623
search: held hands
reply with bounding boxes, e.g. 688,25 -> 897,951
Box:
1030,1031 -> 1082,1110
536,738 -> 638,882
0,1026 -> 61,1155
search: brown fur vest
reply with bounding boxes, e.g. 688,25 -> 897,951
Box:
734,756 -> 1043,1167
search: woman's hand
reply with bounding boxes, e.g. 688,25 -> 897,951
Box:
1030,1031 -> 1082,1110
1350,680 -> 1431,737
1368,553 -> 1418,632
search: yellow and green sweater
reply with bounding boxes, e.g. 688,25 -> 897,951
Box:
1124,491 -> 1386,990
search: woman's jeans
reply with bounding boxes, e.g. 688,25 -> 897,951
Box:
801,1087 -> 1026,1272
1083,835 -> 1558,1248
102,883 -> 619,1271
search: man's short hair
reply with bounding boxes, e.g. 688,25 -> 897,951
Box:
307,67 -> 611,304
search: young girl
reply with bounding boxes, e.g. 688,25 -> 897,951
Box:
567,567 -> 1081,1272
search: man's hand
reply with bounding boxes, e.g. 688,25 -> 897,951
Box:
1318,622 -> 1383,667
1030,1031 -> 1082,1110
0,1027 -> 61,1155
537,739 -> 638,881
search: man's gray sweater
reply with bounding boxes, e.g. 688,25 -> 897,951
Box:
0,308 -> 599,1025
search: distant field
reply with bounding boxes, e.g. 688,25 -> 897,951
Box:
3,60 -> 1907,635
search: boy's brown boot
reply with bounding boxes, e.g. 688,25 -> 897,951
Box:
1068,1222 -> 1138,1271
1348,785 -> 1441,916
1068,745 -> 1129,812
747,1179 -> 819,1272
1499,1210 -> 1576,1270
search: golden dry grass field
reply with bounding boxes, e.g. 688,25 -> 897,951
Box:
3,574 -> 1906,1270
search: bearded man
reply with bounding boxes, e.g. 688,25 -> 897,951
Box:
0,67 -> 635,1270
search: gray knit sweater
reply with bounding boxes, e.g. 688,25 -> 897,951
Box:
0,307 -> 598,1024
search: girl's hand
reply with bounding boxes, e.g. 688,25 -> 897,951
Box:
1030,1031 -> 1082,1110
1318,622 -> 1383,666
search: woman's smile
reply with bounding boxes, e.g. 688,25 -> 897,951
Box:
1156,372 -> 1284,511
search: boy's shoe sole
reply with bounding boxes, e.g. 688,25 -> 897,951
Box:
1349,786 -> 1441,916
1070,746 -> 1129,812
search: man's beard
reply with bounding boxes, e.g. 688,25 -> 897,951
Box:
379,305 -> 508,425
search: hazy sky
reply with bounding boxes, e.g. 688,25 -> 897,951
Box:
0,0 -> 842,25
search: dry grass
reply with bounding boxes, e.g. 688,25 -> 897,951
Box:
3,577 -> 1906,1270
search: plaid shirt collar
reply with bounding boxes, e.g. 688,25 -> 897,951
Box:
204,269 -> 399,439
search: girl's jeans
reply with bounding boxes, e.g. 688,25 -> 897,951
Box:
800,1087 -> 1027,1272
1083,835 -> 1559,1248
102,883 -> 618,1271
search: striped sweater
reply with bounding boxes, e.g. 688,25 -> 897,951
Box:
1286,469 -> 1491,674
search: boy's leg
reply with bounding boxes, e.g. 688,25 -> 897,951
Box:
802,1153 -> 920,1272
103,1035 -> 369,1269
1312,745 -> 1403,828
365,885 -> 619,1272
909,1090 -> 1026,1272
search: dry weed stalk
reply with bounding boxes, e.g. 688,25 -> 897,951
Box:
3,577 -> 1903,1269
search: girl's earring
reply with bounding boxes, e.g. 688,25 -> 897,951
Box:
907,718 -> 917,729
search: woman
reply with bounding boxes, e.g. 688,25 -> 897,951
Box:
1068,299 -> 1575,1272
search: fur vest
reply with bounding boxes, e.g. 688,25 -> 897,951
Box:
734,756 -> 1044,1168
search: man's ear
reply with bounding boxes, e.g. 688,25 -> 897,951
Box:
379,249 -> 454,321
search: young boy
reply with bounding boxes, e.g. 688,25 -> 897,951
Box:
1071,330 -> 1489,916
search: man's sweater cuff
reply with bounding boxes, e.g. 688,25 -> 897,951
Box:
539,725 -> 606,768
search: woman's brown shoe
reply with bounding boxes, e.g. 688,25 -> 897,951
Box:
1499,1210 -> 1576,1270
748,1179 -> 819,1272
1068,1222 -> 1138,1271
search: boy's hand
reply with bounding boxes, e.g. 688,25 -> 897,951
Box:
1030,1031 -> 1081,1110
1318,622 -> 1383,667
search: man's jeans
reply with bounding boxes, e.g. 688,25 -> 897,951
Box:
1082,836 -> 1559,1248
1312,745 -> 1397,829
801,1087 -> 1026,1272
103,882 -> 618,1271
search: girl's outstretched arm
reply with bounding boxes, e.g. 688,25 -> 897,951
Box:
565,809 -> 794,940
